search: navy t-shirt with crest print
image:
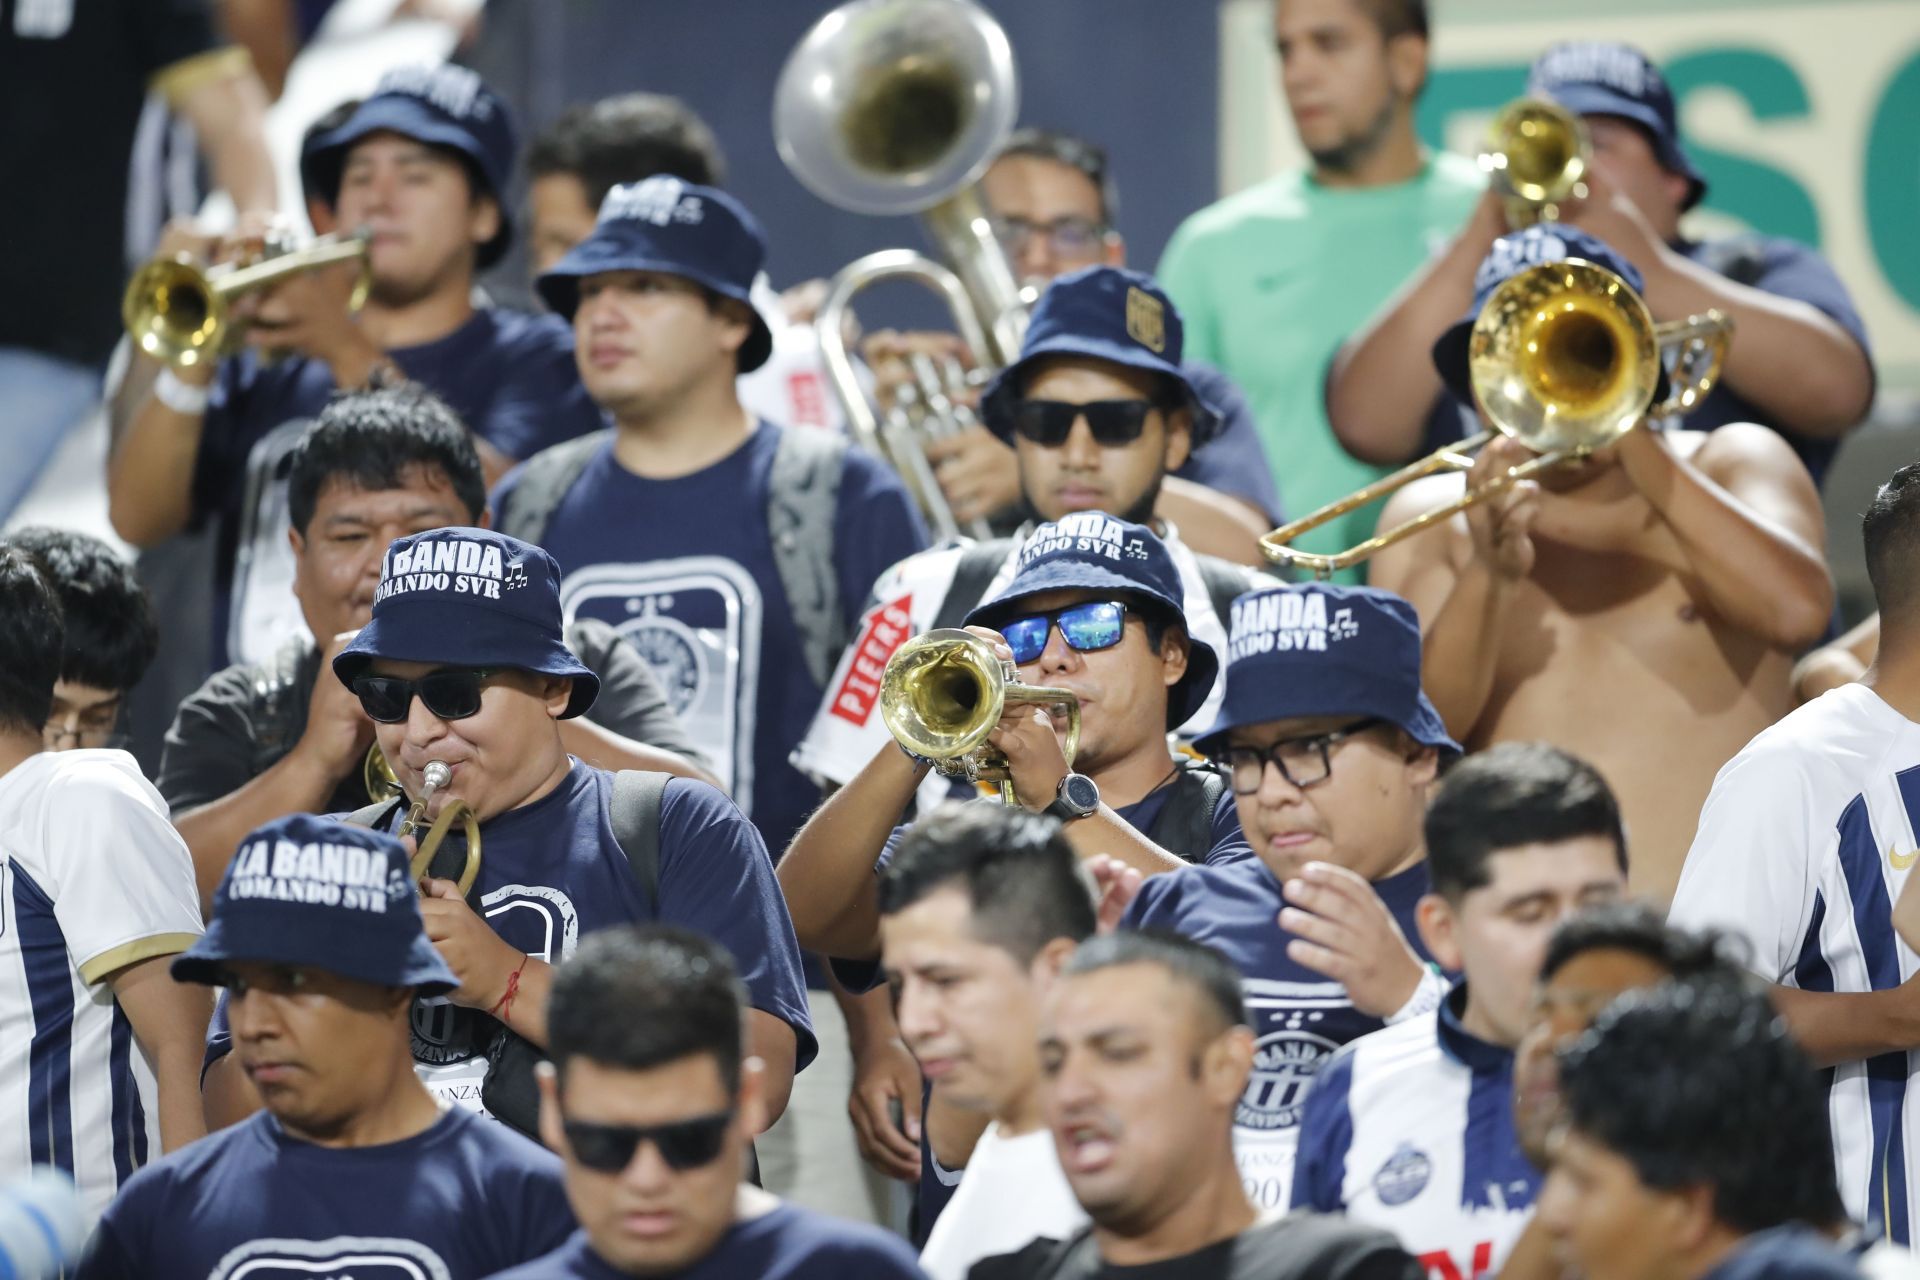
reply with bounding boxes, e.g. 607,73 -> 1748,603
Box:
486,1206 -> 928,1280
77,1107 -> 571,1280
1118,857 -> 1432,1213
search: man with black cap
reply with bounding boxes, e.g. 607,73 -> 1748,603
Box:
1330,40 -> 1875,489
1367,223 -> 1831,903
79,814 -> 574,1279
791,266 -> 1272,806
1120,580 -> 1460,1211
203,526 -> 814,1131
109,62 -> 605,672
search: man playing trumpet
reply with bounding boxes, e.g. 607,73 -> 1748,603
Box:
1369,223 -> 1831,902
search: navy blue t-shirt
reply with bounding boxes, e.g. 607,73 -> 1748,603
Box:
1179,361 -> 1284,523
486,1207 -> 927,1280
202,764 -> 816,1102
192,306 -> 605,667
1431,234 -> 1870,489
492,425 -> 927,860
78,1108 -> 571,1280
1120,857 -> 1432,1212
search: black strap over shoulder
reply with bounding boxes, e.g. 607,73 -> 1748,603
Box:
494,429 -> 614,545
609,768 -> 671,906
1145,758 -> 1231,864
932,538 -> 1018,632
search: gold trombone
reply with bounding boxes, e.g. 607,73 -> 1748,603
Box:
1479,98 -> 1590,228
1260,259 -> 1732,578
123,228 -> 372,368
364,746 -> 482,896
880,629 -> 1080,804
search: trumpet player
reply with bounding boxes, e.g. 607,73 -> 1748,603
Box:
200,526 -> 813,1133
108,64 -> 605,672
159,386 -> 717,909
1369,223 -> 1832,903
1330,41 -> 1874,487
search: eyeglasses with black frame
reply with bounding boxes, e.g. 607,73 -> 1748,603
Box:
562,1109 -> 737,1174
350,668 -> 502,724
989,214 -> 1109,261
1215,717 -> 1388,795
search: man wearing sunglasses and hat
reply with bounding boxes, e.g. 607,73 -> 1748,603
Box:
205,526 -> 813,1131
1331,40 -> 1874,489
79,814 -> 573,1279
792,266 -> 1273,808
1367,222 -> 1831,903
1119,581 -> 1459,1211
491,924 -> 925,1280
110,63 -> 605,672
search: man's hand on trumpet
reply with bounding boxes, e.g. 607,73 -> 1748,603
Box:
415,872 -> 524,1012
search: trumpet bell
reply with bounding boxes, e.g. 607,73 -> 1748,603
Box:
881,628 -> 1009,762
1468,259 -> 1659,457
1480,98 -> 1590,207
122,256 -> 231,368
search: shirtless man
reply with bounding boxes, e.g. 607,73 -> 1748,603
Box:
1369,223 -> 1831,902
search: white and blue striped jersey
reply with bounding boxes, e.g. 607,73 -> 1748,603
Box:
1672,684 -> 1920,1246
0,751 -> 203,1221
1292,989 -> 1538,1280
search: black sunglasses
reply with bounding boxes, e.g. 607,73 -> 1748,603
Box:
1011,399 -> 1160,448
350,668 -> 501,724
562,1110 -> 735,1173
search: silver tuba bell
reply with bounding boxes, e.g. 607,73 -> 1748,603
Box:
774,0 -> 1027,542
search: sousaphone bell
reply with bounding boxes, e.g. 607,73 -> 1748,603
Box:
364,746 -> 482,895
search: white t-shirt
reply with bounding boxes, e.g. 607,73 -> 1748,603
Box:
0,750 -> 204,1220
1670,684 -> 1920,1244
918,1122 -> 1087,1280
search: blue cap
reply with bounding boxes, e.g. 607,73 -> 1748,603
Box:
980,267 -> 1223,446
964,513 -> 1219,728
300,65 -> 519,269
1430,222 -> 1668,411
172,814 -> 458,996
1528,41 -> 1706,211
333,527 -> 599,719
536,177 -> 774,372
1192,584 -> 1458,759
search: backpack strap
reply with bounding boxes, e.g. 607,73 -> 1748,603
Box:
609,769 -> 671,909
767,427 -> 850,691
343,798 -> 404,831
494,429 -> 614,545
931,538 -> 1018,632
1193,554 -> 1265,631
1146,758 -> 1230,863
1690,236 -> 1772,289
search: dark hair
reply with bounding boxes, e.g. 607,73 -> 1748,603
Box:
0,548 -> 65,737
1424,742 -> 1627,900
285,384 -> 488,535
1062,929 -> 1248,1034
1355,0 -> 1429,40
877,806 -> 1096,964
1863,463 -> 1920,623
528,93 -> 726,210
996,127 -> 1120,228
1559,979 -> 1847,1232
547,925 -> 746,1093
1540,902 -> 1746,987
3,528 -> 157,696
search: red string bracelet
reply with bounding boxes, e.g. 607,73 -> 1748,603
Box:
490,954 -> 529,1021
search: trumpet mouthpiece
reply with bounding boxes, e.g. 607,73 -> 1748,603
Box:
422,761 -> 452,790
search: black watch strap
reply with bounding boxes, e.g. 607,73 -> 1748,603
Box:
1045,772 -> 1099,821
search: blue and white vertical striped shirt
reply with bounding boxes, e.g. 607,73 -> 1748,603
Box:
1672,684 -> 1920,1246
1292,987 -> 1537,1280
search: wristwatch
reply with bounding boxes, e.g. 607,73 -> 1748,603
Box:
1044,772 -> 1100,822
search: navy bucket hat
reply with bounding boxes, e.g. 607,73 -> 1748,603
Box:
1529,41 -> 1708,212
1193,584 -> 1458,760
1430,222 -> 1668,412
536,177 -> 774,372
300,65 -> 519,269
964,513 -> 1219,728
172,814 -> 458,996
333,527 -> 599,719
980,266 -> 1223,446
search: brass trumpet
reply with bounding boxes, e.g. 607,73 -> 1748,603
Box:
880,629 -> 1080,805
1479,98 -> 1590,228
123,228 -> 372,368
1260,258 -> 1732,578
364,746 -> 482,896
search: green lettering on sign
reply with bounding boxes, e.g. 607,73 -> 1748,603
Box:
1865,49 -> 1920,313
1664,49 -> 1820,244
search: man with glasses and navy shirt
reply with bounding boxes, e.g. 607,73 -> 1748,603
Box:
491,925 -> 926,1279
201,527 -> 813,1135
1119,582 -> 1460,1211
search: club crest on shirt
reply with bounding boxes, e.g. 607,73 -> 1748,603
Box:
1237,1023 -> 1340,1131
1228,592 -> 1357,660
1374,1143 -> 1433,1206
209,1236 -> 452,1280
1022,513 -> 1150,566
